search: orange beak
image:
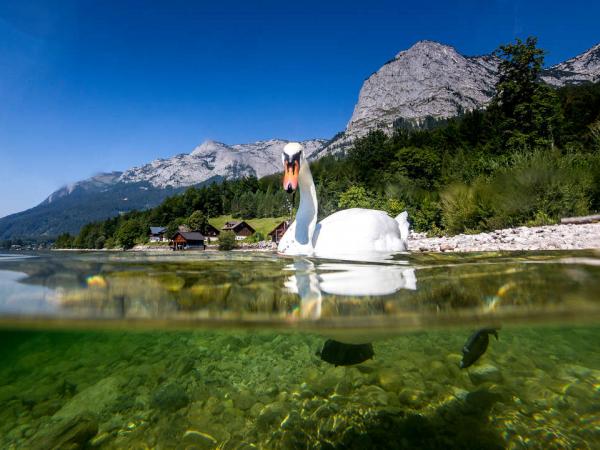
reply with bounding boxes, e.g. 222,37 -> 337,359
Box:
283,160 -> 299,193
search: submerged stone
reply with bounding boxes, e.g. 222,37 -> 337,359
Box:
468,364 -> 503,385
53,376 -> 123,420
182,429 -> 218,449
151,383 -> 190,412
29,412 -> 98,450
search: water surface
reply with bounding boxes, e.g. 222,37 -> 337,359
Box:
0,251 -> 598,449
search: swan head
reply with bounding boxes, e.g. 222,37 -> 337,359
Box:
282,142 -> 303,193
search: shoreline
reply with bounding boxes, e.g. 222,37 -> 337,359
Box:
409,222 -> 600,253
46,222 -> 600,254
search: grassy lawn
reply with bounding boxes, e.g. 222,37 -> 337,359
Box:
209,215 -> 289,237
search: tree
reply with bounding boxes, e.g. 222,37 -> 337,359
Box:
491,37 -> 562,151
115,220 -> 143,249
218,231 -> 237,250
54,233 -> 73,248
338,186 -> 374,209
187,210 -> 208,233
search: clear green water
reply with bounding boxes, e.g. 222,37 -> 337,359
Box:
0,251 -> 599,449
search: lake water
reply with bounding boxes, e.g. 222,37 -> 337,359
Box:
0,250 -> 599,449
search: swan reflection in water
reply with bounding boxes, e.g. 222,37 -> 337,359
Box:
284,258 -> 417,320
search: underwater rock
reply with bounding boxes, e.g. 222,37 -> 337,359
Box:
31,399 -> 62,419
378,369 -> 404,393
316,340 -> 374,367
563,364 -> 593,380
232,390 -> 255,411
178,357 -> 196,376
182,429 -> 218,449
151,383 -> 190,412
29,412 -> 98,450
358,385 -> 390,406
460,328 -> 499,369
398,388 -> 425,408
257,401 -> 287,430
463,389 -> 504,414
468,364 -> 503,385
53,376 -> 123,420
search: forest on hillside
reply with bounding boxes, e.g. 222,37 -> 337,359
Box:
49,37 -> 600,249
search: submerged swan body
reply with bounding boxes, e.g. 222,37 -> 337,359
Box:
277,142 -> 409,258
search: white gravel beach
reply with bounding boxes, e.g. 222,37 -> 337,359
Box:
409,222 -> 600,253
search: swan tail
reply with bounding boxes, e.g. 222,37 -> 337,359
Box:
395,211 -> 410,242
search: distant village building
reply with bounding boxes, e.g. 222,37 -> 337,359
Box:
171,231 -> 205,250
149,226 -> 167,242
221,221 -> 256,240
204,224 -> 221,241
268,221 -> 290,243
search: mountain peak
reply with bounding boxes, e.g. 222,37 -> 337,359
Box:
190,139 -> 229,156
395,40 -> 460,59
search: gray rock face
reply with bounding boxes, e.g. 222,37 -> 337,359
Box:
346,41 -> 499,138
119,138 -> 326,189
314,41 -> 600,157
542,43 -> 600,87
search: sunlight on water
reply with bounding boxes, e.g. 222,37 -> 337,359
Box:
0,251 -> 599,449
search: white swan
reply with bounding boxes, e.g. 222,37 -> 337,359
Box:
278,142 -> 409,258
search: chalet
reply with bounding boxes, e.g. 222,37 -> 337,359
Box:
149,226 -> 167,242
221,221 -> 256,240
204,223 -> 221,241
171,231 -> 205,250
267,221 -> 290,243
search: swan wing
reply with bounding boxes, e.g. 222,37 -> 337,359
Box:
313,208 -> 407,256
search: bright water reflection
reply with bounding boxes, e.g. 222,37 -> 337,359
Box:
0,251 -> 600,331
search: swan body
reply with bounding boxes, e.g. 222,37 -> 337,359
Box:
278,142 -> 409,258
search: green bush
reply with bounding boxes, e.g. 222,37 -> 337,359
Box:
218,231 -> 237,250
248,232 -> 265,243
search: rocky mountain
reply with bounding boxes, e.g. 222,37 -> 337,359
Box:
0,139 -> 325,240
541,43 -> 600,87
314,41 -> 600,157
119,139 -> 325,188
346,41 -> 499,138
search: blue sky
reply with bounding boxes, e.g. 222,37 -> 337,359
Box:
1,0 -> 599,218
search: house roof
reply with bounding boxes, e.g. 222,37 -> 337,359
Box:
174,231 -> 205,241
268,221 -> 290,236
150,226 -> 167,234
221,220 -> 256,233
222,221 -> 240,230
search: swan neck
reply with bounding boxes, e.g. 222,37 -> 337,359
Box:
299,163 -> 317,218
293,161 -> 317,249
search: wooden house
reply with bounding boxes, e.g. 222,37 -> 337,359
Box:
149,226 -> 167,242
204,223 -> 221,241
171,231 -> 205,250
221,221 -> 256,240
267,221 -> 290,243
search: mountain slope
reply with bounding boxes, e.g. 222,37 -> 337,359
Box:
119,139 -> 325,188
346,41 -> 499,138
0,139 -> 325,240
314,41 -> 600,157
542,43 -> 600,86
